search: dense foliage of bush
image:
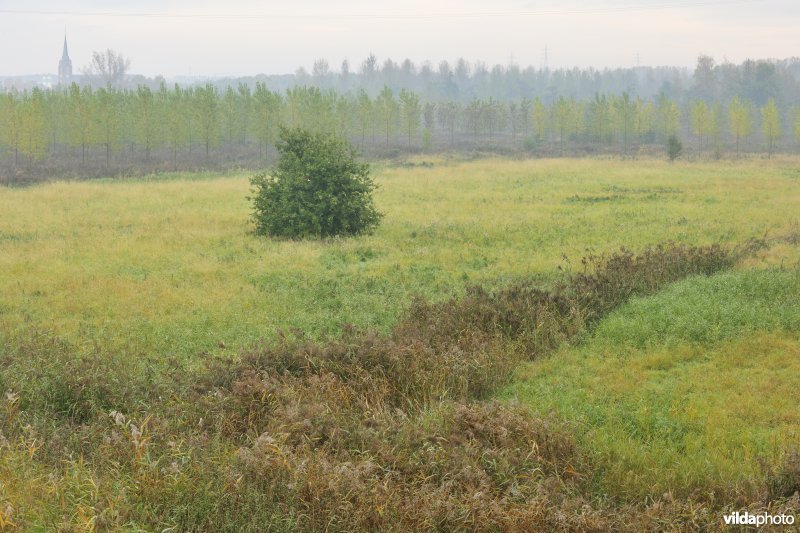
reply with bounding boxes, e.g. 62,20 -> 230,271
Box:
667,134 -> 683,161
250,128 -> 382,238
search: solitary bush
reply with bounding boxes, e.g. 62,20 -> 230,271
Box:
250,127 -> 382,238
667,134 -> 683,162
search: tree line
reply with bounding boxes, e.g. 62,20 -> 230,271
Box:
2,82 -> 800,181
195,55 -> 800,109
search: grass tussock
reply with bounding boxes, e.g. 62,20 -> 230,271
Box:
232,402 -> 592,532
767,450 -> 800,501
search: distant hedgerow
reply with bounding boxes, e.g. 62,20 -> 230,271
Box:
250,127 -> 382,239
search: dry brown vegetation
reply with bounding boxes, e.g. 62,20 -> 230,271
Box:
178,241 -> 784,531
4,239 -> 799,531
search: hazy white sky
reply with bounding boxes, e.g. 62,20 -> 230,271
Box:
1,0 -> 798,76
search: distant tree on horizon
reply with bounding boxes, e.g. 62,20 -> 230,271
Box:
729,96 -> 753,157
761,98 -> 782,157
83,49 -> 131,89
690,100 -> 711,156
399,89 -> 421,148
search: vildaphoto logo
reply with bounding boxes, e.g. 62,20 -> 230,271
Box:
723,511 -> 795,527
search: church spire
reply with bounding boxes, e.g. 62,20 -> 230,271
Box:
58,33 -> 73,86
61,34 -> 70,61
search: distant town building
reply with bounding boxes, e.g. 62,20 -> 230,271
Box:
58,35 -> 72,86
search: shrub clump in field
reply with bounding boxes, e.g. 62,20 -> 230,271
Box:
250,127 -> 382,239
667,134 -> 683,161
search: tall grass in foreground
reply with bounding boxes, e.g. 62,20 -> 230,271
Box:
502,269 -> 800,504
175,242 -> 756,531
0,241 -> 745,530
4,238 -> 798,530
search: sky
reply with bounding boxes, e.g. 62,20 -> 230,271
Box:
0,0 -> 799,77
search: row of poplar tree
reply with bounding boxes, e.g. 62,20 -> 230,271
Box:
1,82 -> 799,176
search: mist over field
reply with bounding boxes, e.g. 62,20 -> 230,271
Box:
1,2 -> 799,531
2,0 -> 800,75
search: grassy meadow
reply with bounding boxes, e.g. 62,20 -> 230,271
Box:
501,269 -> 800,502
1,156 -> 800,530
1,156 -> 798,358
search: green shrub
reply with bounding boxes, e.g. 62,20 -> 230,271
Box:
250,127 -> 383,239
666,134 -> 683,162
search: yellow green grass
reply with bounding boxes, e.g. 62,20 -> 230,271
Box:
2,156 -> 800,528
500,268 -> 800,501
1,157 -> 798,360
